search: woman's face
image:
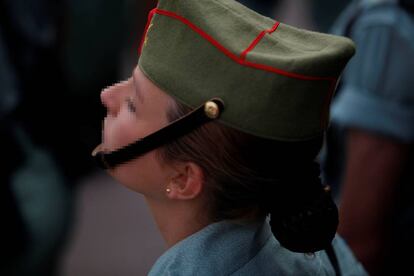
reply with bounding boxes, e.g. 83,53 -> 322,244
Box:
100,66 -> 174,197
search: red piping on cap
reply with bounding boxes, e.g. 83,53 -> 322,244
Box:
240,21 -> 280,61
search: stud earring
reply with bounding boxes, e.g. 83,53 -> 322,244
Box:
166,187 -> 171,194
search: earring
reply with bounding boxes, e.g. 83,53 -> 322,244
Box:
166,187 -> 171,194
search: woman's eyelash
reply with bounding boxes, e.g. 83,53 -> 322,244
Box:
126,98 -> 136,112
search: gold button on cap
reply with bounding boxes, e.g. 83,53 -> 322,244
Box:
204,101 -> 220,119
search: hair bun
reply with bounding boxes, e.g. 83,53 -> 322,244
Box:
269,187 -> 338,253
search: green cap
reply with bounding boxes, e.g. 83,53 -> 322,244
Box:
138,0 -> 355,141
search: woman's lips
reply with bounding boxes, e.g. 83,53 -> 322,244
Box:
91,143 -> 104,156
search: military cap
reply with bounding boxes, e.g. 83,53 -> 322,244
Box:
93,0 -> 355,169
138,0 -> 356,141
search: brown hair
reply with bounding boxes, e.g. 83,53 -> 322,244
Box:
158,100 -> 323,220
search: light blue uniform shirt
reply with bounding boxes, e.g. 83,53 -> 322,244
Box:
149,218 -> 366,275
330,0 -> 414,141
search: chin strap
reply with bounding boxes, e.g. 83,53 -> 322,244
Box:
92,98 -> 225,169
326,243 -> 341,276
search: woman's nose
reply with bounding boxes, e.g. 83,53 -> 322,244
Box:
100,81 -> 127,116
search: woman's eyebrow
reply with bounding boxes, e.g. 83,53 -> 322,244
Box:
132,70 -> 144,103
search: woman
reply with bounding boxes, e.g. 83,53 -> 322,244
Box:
93,0 -> 367,274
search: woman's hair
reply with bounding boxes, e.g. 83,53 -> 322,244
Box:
158,99 -> 338,253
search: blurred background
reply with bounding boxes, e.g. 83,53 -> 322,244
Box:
1,0 -> 349,275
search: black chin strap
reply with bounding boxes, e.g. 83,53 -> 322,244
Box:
326,244 -> 341,276
92,98 -> 224,169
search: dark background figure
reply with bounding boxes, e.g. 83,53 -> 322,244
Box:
0,0 -> 73,275
321,0 -> 414,275
0,0 -> 157,275
0,31 -> 27,270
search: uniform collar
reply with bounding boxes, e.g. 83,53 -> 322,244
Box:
148,218 -> 271,276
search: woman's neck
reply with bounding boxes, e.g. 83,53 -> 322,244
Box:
144,197 -> 210,248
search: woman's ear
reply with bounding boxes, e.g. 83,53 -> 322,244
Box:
167,162 -> 204,200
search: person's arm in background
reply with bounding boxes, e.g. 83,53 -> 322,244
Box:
338,129 -> 409,275
326,3 -> 414,275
